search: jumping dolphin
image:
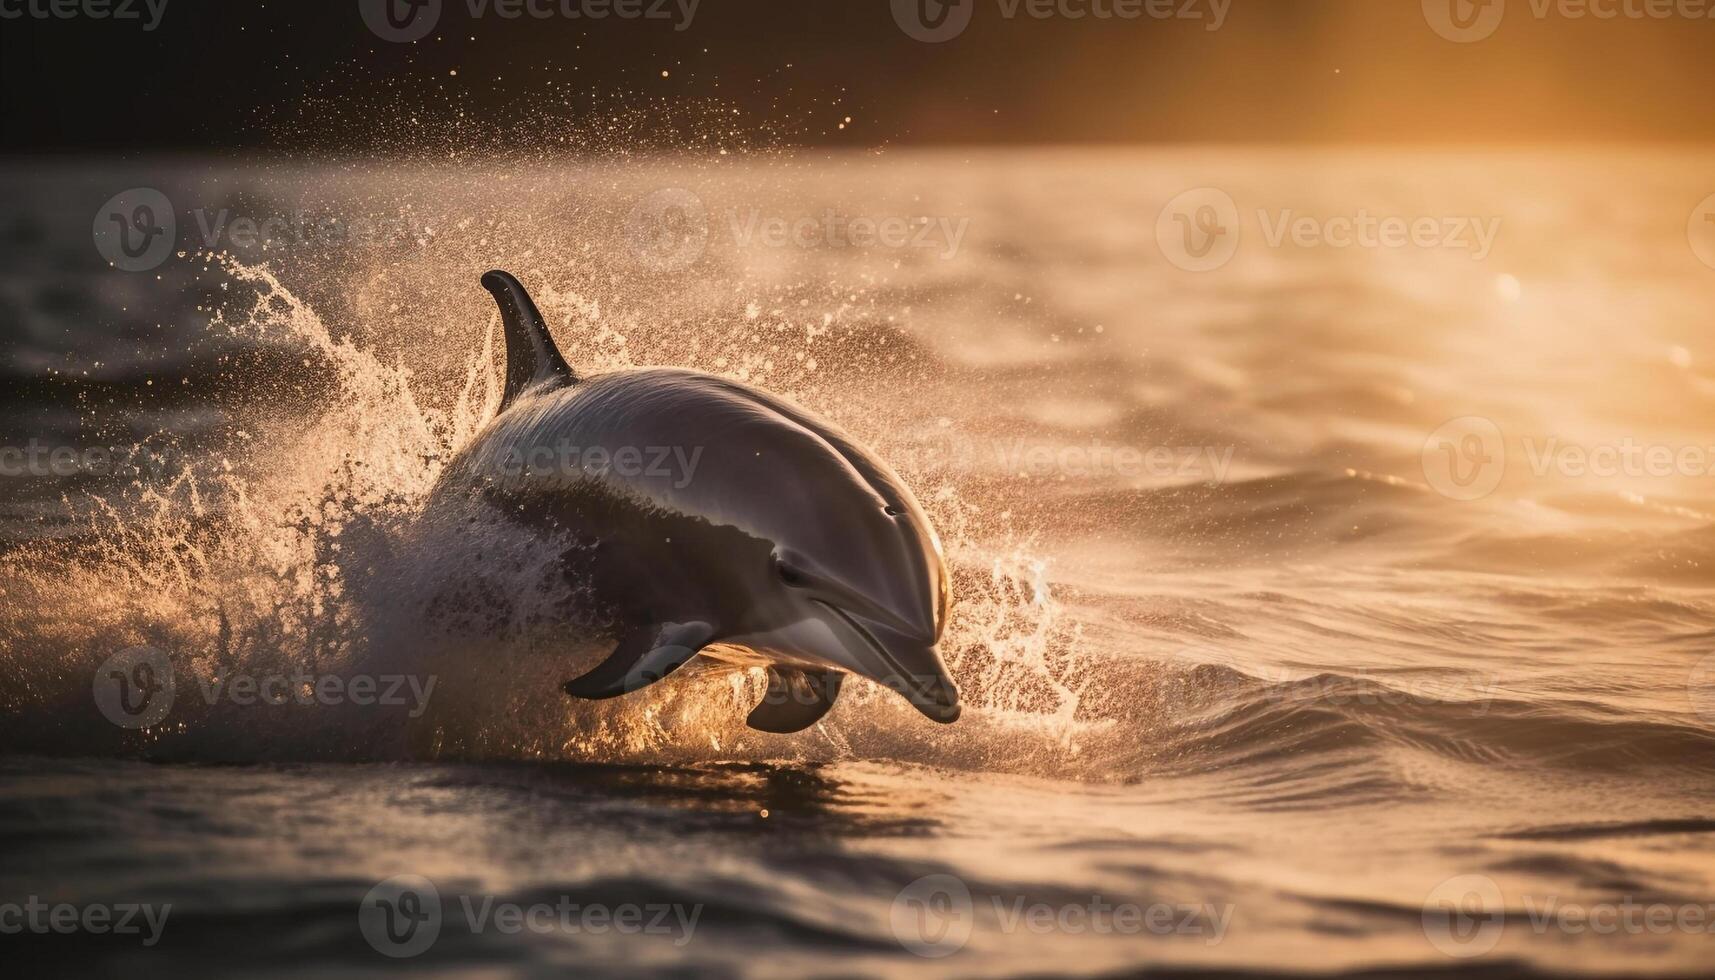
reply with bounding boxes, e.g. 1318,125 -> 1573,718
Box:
429,270 -> 961,733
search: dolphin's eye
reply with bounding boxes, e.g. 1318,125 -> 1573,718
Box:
776,560 -> 809,587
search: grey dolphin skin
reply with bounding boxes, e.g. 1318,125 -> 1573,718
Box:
431,270 -> 961,732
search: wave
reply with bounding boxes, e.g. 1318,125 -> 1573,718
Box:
0,255 -> 1109,776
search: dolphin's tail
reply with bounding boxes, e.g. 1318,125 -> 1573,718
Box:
481,270 -> 578,411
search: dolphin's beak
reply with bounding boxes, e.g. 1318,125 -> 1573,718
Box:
816,601 -> 962,724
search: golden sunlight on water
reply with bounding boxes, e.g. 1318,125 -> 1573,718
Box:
2,147 -> 1715,976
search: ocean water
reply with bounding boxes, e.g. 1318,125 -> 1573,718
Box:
2,148 -> 1715,977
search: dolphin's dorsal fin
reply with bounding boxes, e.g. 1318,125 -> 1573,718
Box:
482,270 -> 577,411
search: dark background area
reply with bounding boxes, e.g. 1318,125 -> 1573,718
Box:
4,0 -> 1714,152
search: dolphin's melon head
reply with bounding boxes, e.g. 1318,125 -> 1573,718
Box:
724,413 -> 961,724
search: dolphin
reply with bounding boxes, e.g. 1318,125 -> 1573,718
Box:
428,270 -> 961,733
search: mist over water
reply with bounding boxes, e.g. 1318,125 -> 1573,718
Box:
4,149 -> 1715,976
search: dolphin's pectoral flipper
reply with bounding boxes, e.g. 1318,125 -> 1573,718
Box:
562,621 -> 715,700
481,269 -> 578,412
745,667 -> 845,733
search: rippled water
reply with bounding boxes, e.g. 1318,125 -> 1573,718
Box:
3,149 -> 1715,977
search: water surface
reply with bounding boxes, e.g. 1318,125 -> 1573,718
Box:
3,149 -> 1715,977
